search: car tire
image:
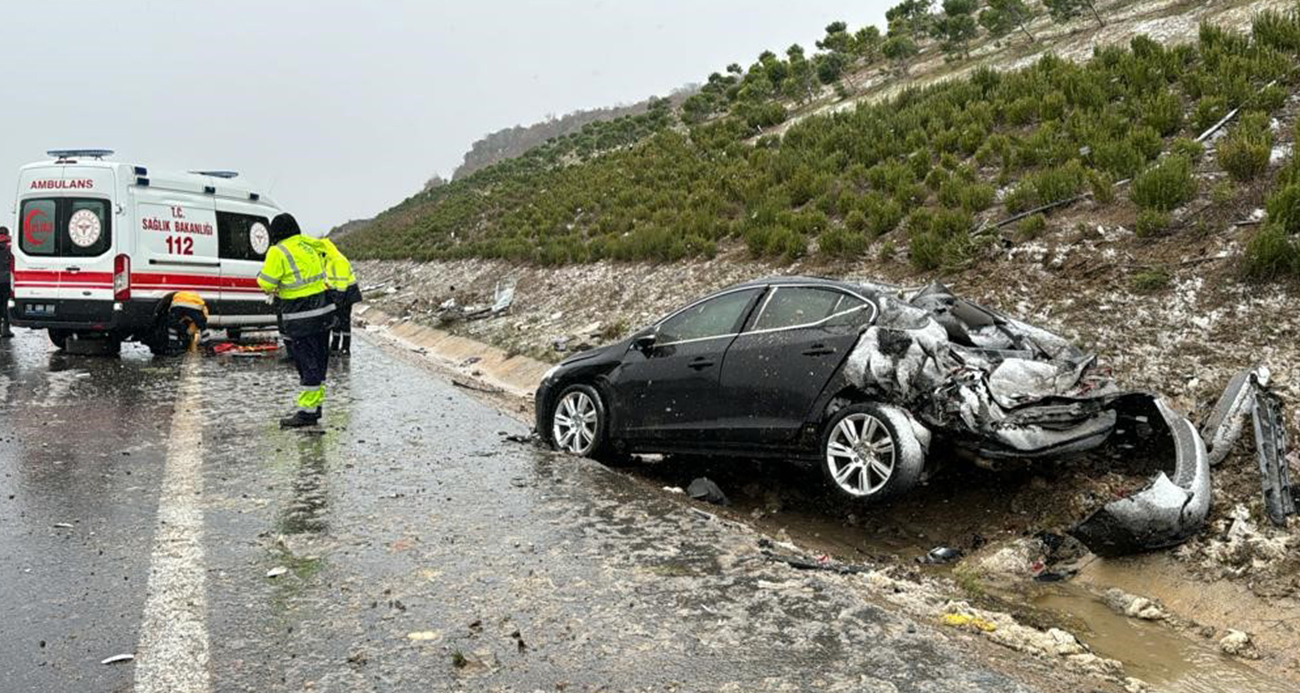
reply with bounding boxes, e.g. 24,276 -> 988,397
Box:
549,384 -> 608,458
48,329 -> 72,350
820,402 -> 924,505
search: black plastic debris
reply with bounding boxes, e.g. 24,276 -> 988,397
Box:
687,477 -> 729,506
1253,386 -> 1295,527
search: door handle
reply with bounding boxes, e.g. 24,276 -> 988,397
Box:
802,344 -> 836,356
65,266 -> 81,273
687,357 -> 715,370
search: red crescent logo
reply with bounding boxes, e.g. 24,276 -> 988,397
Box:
24,208 -> 49,246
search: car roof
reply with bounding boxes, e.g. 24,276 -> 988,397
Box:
727,275 -> 880,295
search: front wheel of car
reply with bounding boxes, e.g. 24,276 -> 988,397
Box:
820,402 -> 924,504
550,384 -> 607,458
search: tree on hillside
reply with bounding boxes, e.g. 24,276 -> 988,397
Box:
783,44 -> 820,104
1044,0 -> 1105,29
886,0 -> 935,37
882,34 -> 919,75
979,0 -> 1036,43
817,21 -> 855,53
855,25 -> 884,62
930,0 -> 980,59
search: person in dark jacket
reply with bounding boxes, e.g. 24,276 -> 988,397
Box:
0,227 -> 13,338
257,214 -> 335,428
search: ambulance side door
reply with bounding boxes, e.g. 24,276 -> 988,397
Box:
130,189 -> 220,307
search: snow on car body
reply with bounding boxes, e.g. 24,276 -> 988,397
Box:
9,150 -> 280,351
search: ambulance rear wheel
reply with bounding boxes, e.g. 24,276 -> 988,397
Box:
48,329 -> 72,350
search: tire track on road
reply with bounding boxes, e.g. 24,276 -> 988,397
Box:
133,357 -> 211,693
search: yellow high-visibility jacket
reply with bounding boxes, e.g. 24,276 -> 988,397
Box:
257,235 -> 334,337
319,239 -> 356,293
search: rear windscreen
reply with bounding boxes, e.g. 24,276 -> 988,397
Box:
19,198 -> 111,257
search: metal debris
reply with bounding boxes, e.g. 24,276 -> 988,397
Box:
1252,387 -> 1294,527
100,653 -> 135,665
687,477 -> 729,506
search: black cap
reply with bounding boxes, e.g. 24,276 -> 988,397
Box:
269,213 -> 301,243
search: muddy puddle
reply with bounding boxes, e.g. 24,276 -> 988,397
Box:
1032,585 -> 1291,693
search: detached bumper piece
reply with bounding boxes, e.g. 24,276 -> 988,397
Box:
1201,366 -> 1296,528
1071,396 -> 1211,557
1252,385 -> 1295,527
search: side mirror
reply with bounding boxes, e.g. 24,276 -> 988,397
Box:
632,332 -> 657,353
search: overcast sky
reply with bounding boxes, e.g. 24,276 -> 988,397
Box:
0,1 -> 890,232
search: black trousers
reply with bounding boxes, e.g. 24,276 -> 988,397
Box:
0,283 -> 9,330
290,330 -> 329,388
330,302 -> 353,353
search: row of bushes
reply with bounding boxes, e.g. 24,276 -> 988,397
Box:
338,8 -> 1300,276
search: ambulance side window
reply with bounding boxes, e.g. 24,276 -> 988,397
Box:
20,199 -> 57,255
217,212 -> 270,262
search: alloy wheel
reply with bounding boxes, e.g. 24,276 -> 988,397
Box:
825,412 -> 896,497
553,390 -> 599,455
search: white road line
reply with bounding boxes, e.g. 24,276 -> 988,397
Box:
133,358 -> 212,693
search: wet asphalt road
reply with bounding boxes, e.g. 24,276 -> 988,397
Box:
0,328 -> 1048,692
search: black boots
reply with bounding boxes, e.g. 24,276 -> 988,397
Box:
280,408 -> 321,428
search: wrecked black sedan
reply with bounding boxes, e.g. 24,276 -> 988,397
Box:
536,276 -> 1211,555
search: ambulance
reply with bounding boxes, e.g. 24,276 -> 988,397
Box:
10,150 -> 282,353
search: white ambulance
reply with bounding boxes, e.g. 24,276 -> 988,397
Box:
10,150 -> 282,353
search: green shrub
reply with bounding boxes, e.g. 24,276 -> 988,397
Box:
1004,183 -> 1037,214
1087,169 -> 1116,203
1243,224 -> 1300,279
1094,140 -> 1145,179
1193,96 -> 1228,134
1142,91 -> 1183,136
1266,183 -> 1300,234
1131,155 -> 1198,211
1131,267 -> 1171,293
1129,126 -> 1164,162
1218,127 -> 1272,182
1211,180 -> 1237,204
1252,8 -> 1300,53
1171,137 -> 1204,161
1217,113 -> 1273,181
1256,84 -> 1288,112
1017,213 -> 1048,240
878,239 -> 898,261
1135,209 -> 1171,237
819,228 -> 868,259
845,209 -> 869,233
908,208 -> 973,271
939,179 -> 996,213
1032,161 -> 1086,205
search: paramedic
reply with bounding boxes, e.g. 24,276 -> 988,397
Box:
257,213 -> 334,428
319,237 -> 361,354
165,291 -> 209,354
0,227 -> 12,338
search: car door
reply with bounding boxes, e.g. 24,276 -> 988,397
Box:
718,286 -> 875,444
611,288 -> 762,442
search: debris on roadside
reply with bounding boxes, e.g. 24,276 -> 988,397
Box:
687,477 -> 729,506
1102,588 -> 1168,621
1219,629 -> 1259,659
51,522 -> 74,529
266,566 -> 289,578
452,378 -> 502,395
100,653 -> 134,665
1201,366 -> 1297,527
918,547 -> 963,565
406,631 -> 441,641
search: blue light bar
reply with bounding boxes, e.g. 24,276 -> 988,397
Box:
47,149 -> 114,159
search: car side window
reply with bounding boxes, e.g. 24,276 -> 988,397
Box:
658,289 -> 757,344
753,287 -> 863,331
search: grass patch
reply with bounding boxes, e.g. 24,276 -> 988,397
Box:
1135,209 -> 1171,238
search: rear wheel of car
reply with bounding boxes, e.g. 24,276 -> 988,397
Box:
820,402 -> 924,504
550,384 -> 607,458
